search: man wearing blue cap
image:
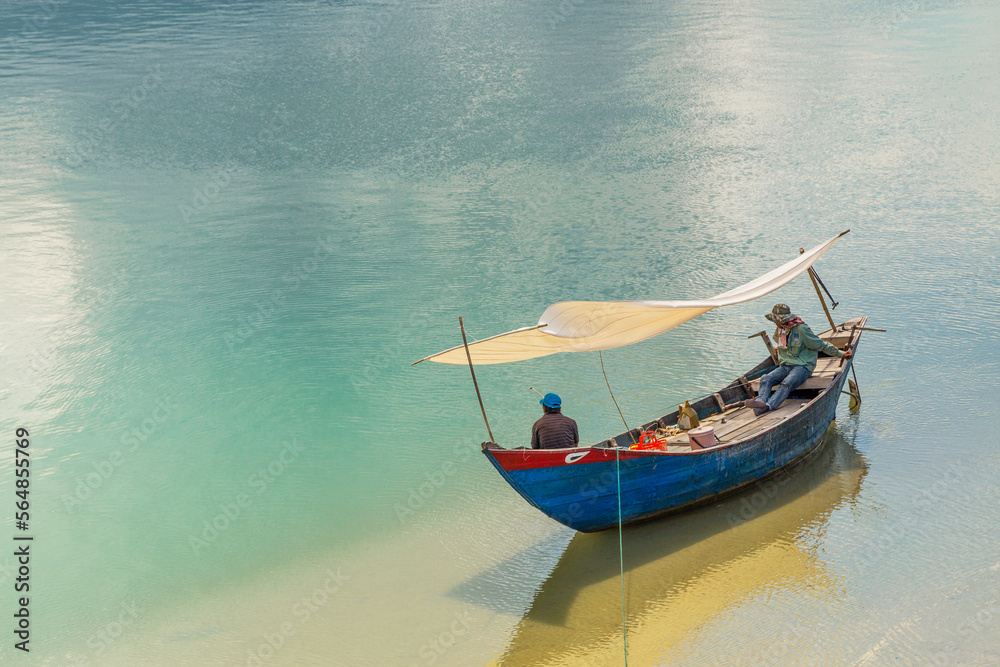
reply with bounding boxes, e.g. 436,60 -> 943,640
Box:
531,393 -> 580,449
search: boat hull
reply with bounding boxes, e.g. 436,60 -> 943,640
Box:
484,357 -> 853,532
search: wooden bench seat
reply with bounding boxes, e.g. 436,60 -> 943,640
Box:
748,355 -> 843,392
750,375 -> 836,391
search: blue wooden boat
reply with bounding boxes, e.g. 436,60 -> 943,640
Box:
414,233 -> 866,532
482,317 -> 866,532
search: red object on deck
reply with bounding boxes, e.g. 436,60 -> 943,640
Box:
630,431 -> 666,451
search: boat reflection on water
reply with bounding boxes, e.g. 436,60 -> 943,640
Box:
494,421 -> 868,666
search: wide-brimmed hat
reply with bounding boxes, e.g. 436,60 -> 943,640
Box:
764,303 -> 794,323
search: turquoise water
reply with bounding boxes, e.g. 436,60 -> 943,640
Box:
1,0 -> 998,664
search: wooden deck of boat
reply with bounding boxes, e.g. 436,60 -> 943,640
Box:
657,317 -> 866,454
659,399 -> 811,453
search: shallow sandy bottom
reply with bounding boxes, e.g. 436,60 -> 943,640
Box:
75,489 -> 567,667
79,431 -> 860,666
71,431 -> 1000,667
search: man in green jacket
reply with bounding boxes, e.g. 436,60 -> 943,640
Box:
746,303 -> 852,416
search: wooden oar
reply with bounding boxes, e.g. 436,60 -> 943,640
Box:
839,325 -> 858,367
841,384 -> 861,409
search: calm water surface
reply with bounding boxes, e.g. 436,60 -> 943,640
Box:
1,0 -> 998,664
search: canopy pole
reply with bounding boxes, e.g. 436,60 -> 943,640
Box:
810,267 -> 840,310
800,248 -> 837,332
459,317 -> 495,443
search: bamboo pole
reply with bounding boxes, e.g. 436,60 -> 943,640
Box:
800,248 -> 837,333
459,317 -> 495,443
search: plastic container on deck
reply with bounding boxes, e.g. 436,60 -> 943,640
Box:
688,425 -> 716,450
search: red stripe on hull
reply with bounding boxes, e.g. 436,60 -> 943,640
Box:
490,447 -> 670,471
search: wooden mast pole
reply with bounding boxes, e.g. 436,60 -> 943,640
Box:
800,247 -> 838,333
459,316 -> 495,443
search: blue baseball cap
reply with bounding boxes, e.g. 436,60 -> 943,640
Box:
540,393 -> 561,408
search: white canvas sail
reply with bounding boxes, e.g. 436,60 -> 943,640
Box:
416,231 -> 847,366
